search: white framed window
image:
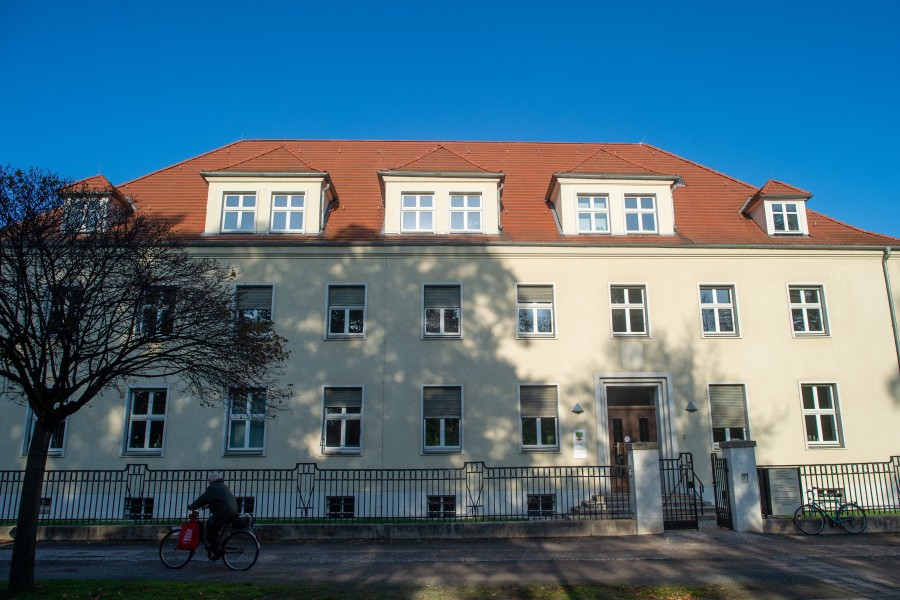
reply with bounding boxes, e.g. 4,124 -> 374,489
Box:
771,202 -> 801,233
801,384 -> 843,447
624,196 -> 657,233
527,494 -> 556,517
125,388 -> 167,454
423,386 -> 462,452
63,197 -> 108,233
699,286 -> 738,336
323,387 -> 363,454
708,384 -> 749,448
610,285 -> 648,336
327,284 -> 366,339
221,193 -> 257,233
449,194 -> 482,232
576,195 -> 610,233
423,284 -> 462,338
23,409 -> 67,457
519,384 -> 559,451
138,286 -> 176,337
516,284 -> 554,338
236,285 -> 273,325
788,285 -> 828,335
401,194 -> 434,232
270,193 -> 305,232
427,495 -> 457,517
226,388 -> 267,454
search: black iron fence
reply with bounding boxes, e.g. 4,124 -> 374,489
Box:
758,456 -> 900,516
0,462 -> 631,525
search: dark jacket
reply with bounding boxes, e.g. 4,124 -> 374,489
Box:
189,480 -> 238,516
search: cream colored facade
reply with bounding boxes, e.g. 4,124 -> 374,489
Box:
4,243 -> 899,494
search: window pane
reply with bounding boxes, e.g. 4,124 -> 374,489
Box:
594,214 -> 608,231
627,287 -> 643,303
641,213 -> 655,230
789,289 -> 801,303
610,288 -> 625,304
536,308 -> 552,333
420,212 -> 433,229
640,197 -> 653,209
820,416 -> 837,442
150,392 -> 167,415
773,214 -> 785,230
792,309 -> 806,331
718,309 -> 734,332
273,211 -> 287,230
250,392 -> 266,414
420,196 -> 433,207
402,212 -> 416,229
467,212 -> 481,230
729,427 -> 746,440
522,418 -> 538,445
715,288 -> 731,303
787,214 -> 799,230
804,289 -> 819,303
804,416 -> 819,441
445,419 -> 460,446
625,213 -> 639,231
149,421 -> 165,448
624,197 -> 637,209
289,212 -> 303,229
612,309 -> 627,333
129,422 -> 146,448
816,386 -> 833,409
450,195 -> 463,208
425,309 -> 441,333
712,427 -> 726,444
229,421 -> 246,448
629,309 -> 645,333
345,420 -> 361,447
133,391 -> 150,415
402,195 -> 416,207
238,214 -> 254,231
348,309 -> 364,334
802,386 -> 815,409
807,309 -> 823,331
701,308 -> 716,332
444,308 -> 460,333
542,418 -> 558,445
330,309 -> 346,334
290,195 -> 304,207
325,420 -> 342,446
249,421 -> 265,448
451,212 -> 464,230
223,213 -> 238,230
518,309 -> 533,333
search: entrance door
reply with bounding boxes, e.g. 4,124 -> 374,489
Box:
606,386 -> 659,490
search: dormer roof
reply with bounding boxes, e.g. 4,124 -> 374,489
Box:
202,146 -> 324,177
380,145 -> 502,178
742,179 -> 813,215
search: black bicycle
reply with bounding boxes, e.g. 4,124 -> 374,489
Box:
159,510 -> 260,571
793,489 -> 867,535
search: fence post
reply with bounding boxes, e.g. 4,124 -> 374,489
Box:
627,442 -> 663,534
720,441 -> 763,533
465,462 -> 484,517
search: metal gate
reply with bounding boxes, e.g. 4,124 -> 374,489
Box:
659,453 -> 700,530
710,453 -> 732,529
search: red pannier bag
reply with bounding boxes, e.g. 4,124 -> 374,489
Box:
176,515 -> 200,550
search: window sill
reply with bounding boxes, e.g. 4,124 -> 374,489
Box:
612,333 -> 649,338
423,334 -> 463,340
423,448 -> 462,454
124,450 -> 164,457
792,332 -> 830,338
224,450 -> 265,456
520,447 -> 560,453
701,332 -> 740,339
516,333 -> 557,340
322,449 -> 362,456
326,335 -> 366,341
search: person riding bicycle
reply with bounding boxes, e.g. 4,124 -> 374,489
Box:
188,472 -> 238,557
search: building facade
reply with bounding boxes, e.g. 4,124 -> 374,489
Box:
3,140 -> 899,497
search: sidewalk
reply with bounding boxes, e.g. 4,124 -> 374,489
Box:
2,523 -> 899,599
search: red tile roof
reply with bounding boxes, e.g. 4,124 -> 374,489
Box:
116,140 -> 899,247
758,179 -> 811,197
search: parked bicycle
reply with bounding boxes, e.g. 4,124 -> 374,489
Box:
793,489 -> 867,535
159,509 -> 260,570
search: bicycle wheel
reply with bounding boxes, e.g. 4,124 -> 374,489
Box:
221,530 -> 259,571
837,502 -> 867,534
793,504 -> 826,535
159,528 -> 195,568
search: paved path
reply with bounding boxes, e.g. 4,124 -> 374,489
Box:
2,525 -> 899,599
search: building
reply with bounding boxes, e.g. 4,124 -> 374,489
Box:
3,140 -> 899,504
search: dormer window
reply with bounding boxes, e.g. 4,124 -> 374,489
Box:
401,194 -> 434,232
624,196 -> 657,234
771,202 -> 801,233
270,194 -> 305,232
576,195 -> 609,233
222,194 -> 257,232
450,194 -> 482,232
63,197 -> 108,233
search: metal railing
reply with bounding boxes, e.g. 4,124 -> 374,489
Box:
758,456 -> 900,516
0,462 -> 632,525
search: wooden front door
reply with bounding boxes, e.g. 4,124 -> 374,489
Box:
608,406 -> 658,486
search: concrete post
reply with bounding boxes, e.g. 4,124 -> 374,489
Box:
627,442 -> 663,534
720,440 -> 763,533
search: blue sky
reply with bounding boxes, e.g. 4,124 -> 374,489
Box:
2,1 -> 898,238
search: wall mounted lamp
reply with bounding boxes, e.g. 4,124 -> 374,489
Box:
685,401 -> 698,413
571,403 -> 584,414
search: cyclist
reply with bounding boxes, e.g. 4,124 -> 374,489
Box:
188,472 -> 238,558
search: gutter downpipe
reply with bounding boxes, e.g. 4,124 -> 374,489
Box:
884,247 -> 900,373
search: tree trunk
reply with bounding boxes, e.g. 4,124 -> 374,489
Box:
7,418 -> 54,594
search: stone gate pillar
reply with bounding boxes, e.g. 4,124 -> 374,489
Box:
720,440 -> 763,533
627,442 -> 663,534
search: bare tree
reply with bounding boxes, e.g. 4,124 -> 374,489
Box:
0,166 -> 290,593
